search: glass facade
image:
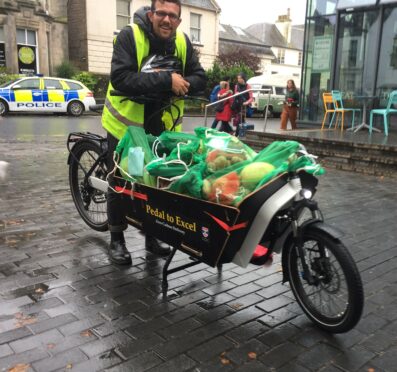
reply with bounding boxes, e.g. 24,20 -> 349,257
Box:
301,0 -> 397,122
302,14 -> 336,121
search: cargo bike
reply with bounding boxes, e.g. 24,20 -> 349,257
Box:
66,94 -> 364,333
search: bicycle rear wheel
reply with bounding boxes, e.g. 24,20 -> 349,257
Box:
287,226 -> 363,333
69,140 -> 108,231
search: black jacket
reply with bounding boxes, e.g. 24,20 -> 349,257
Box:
111,6 -> 206,98
110,7 -> 206,135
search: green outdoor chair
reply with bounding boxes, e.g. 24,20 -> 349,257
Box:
369,90 -> 397,136
331,90 -> 361,131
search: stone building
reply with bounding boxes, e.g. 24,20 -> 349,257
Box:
0,0 -> 68,75
0,0 -> 220,76
245,9 -> 304,80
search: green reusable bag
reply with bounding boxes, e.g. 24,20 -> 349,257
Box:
202,140 -> 325,206
146,131 -> 203,179
115,126 -> 156,184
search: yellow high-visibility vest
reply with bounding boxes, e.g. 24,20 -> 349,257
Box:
102,23 -> 187,139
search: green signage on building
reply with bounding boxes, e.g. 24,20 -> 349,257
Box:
312,36 -> 333,72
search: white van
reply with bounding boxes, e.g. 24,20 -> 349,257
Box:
248,74 -> 300,117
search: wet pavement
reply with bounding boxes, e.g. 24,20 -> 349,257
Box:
0,115 -> 397,372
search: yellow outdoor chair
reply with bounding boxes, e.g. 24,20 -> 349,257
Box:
321,92 -> 336,129
331,90 -> 361,131
369,90 -> 397,136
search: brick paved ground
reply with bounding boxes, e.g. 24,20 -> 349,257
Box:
0,119 -> 397,372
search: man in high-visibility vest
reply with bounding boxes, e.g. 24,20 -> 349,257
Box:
102,0 -> 206,265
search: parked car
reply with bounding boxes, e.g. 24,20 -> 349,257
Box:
0,76 -> 96,117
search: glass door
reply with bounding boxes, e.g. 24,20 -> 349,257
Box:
376,6 -> 397,107
334,9 -> 380,100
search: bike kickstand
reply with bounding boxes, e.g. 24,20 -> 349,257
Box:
162,245 -> 178,291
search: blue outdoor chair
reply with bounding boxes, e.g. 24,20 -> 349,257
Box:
331,90 -> 361,131
369,90 -> 397,136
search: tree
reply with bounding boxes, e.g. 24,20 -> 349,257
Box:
205,61 -> 254,99
217,46 -> 261,74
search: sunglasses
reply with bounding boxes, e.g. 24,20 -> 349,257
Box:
153,10 -> 180,22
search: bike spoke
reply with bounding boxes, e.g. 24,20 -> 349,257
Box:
297,243 -> 349,319
77,150 -> 107,225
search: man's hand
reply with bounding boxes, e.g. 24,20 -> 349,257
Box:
171,73 -> 190,96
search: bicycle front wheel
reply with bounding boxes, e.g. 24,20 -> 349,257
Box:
69,140 -> 108,231
287,226 -> 364,333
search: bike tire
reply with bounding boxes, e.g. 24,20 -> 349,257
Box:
286,226 -> 363,333
69,140 -> 109,232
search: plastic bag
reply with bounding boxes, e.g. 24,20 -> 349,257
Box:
141,54 -> 182,75
128,147 -> 144,176
194,127 -> 256,166
163,128 -> 255,198
202,141 -> 325,206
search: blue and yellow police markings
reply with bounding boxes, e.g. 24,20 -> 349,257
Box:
0,90 -> 15,102
45,89 -> 65,103
14,89 -> 42,103
63,89 -> 87,102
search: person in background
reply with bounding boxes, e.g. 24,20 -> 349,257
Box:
209,76 -> 230,129
101,0 -> 206,265
233,72 -> 253,136
280,79 -> 299,130
215,81 -> 234,134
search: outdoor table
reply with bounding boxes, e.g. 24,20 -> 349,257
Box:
348,95 -> 380,133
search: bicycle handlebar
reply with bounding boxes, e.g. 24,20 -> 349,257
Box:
109,90 -> 208,104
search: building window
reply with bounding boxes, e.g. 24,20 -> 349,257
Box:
16,28 -> 38,74
117,0 -> 131,30
0,27 -> 5,68
277,49 -> 285,64
298,51 -> 302,66
190,13 -> 201,44
348,39 -> 358,67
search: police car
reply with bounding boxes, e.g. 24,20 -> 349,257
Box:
0,76 -> 96,117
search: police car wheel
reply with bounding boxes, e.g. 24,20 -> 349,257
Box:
67,101 -> 84,117
0,100 -> 8,116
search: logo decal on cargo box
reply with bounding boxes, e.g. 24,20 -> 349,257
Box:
201,226 -> 209,240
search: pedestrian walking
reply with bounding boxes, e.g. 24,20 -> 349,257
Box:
280,79 -> 299,130
215,81 -> 234,134
209,76 -> 230,129
232,72 -> 253,136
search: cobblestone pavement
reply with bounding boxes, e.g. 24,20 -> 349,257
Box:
0,118 -> 397,372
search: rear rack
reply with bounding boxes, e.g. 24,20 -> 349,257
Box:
66,132 -> 106,152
